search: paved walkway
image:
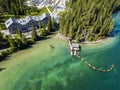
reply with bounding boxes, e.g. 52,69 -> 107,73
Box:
0,49 -> 7,53
46,6 -> 52,14
50,0 -> 68,22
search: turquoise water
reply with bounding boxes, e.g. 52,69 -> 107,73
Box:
0,12 -> 120,90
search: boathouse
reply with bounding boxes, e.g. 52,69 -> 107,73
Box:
69,39 -> 80,56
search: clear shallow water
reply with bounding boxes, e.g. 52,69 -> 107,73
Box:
0,13 -> 120,90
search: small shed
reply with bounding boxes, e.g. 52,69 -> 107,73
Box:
71,43 -> 80,51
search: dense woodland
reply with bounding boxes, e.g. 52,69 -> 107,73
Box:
0,0 -> 39,15
0,0 -> 25,15
59,0 -> 120,41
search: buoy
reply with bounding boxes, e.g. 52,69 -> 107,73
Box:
85,61 -> 88,64
92,66 -> 96,70
107,69 -> 110,72
97,68 -> 102,71
102,70 -> 107,72
110,68 -> 113,70
88,64 -> 91,67
77,57 -> 114,73
112,64 -> 114,67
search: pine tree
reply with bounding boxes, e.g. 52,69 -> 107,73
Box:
47,18 -> 52,32
59,0 -> 120,41
6,35 -> 16,48
31,25 -> 38,42
51,18 -> 55,31
39,21 -> 41,29
17,29 -> 27,47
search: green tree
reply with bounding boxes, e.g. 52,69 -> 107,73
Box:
51,18 -> 56,31
47,18 -> 53,32
31,25 -> 38,42
38,21 -> 42,29
39,29 -> 47,37
59,0 -> 120,41
6,35 -> 16,49
17,29 -> 27,46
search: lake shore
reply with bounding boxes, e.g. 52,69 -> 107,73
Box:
0,35 -> 69,90
0,32 -> 119,90
56,33 -> 117,46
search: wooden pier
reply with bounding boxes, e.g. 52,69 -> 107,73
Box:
68,39 -> 114,73
68,39 -> 80,56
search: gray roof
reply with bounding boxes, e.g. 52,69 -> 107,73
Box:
5,18 -> 16,28
5,13 -> 50,28
17,16 -> 32,25
31,16 -> 41,21
71,43 -> 80,48
40,13 -> 49,20
30,0 -> 42,5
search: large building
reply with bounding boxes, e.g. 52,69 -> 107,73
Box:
5,13 -> 50,34
27,0 -> 56,7
29,0 -> 42,6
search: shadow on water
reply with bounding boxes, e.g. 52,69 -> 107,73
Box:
111,30 -> 120,38
50,44 -> 55,49
19,37 -> 52,50
0,36 -> 52,62
0,68 -> 6,72
0,55 -> 11,62
39,36 -> 52,41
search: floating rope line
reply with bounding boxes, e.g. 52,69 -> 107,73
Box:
77,56 -> 114,73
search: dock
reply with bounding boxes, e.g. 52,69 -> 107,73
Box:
68,39 -> 114,73
68,39 -> 80,56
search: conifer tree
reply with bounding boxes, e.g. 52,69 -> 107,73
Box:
17,29 -> 27,47
47,18 -> 52,32
31,25 -> 38,42
59,0 -> 120,41
6,35 -> 16,48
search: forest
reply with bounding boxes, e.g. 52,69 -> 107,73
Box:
59,0 -> 120,41
0,0 -> 39,15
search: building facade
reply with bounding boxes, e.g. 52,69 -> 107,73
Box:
5,13 -> 50,34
